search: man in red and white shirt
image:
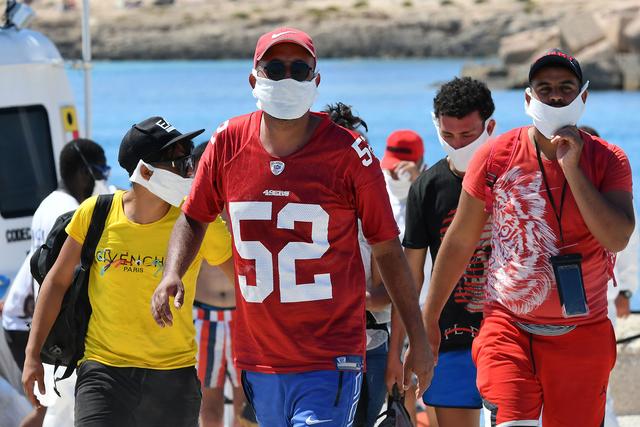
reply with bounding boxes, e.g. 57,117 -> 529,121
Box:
152,27 -> 433,427
423,49 -> 634,426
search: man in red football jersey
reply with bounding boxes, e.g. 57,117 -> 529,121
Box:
151,27 -> 433,426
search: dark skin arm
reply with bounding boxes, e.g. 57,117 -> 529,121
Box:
372,238 -> 434,398
366,255 -> 392,311
151,213 -> 208,326
22,236 -> 82,407
385,247 -> 427,391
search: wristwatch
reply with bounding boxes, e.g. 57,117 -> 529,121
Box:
619,290 -> 633,299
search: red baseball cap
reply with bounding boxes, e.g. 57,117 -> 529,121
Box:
253,27 -> 316,67
381,130 -> 424,170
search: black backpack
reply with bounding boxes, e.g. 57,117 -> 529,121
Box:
30,193 -> 113,394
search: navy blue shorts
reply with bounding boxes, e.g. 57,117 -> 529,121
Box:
422,348 -> 482,409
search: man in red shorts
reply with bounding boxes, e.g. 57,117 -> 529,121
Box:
152,27 -> 433,426
423,48 -> 635,426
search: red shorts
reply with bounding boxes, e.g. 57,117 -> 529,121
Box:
472,315 -> 616,427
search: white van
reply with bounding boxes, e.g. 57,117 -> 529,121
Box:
0,25 -> 78,300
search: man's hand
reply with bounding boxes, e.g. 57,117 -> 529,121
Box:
425,317 -> 441,365
385,348 -> 404,394
151,273 -> 185,327
22,354 -> 45,408
394,161 -> 421,182
615,293 -> 631,318
403,338 -> 434,399
552,126 -> 583,171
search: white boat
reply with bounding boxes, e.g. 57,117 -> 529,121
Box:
0,4 -> 80,425
0,1 -> 78,301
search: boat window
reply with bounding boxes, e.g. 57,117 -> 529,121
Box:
0,105 -> 57,218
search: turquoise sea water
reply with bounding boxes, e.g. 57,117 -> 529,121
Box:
66,59 -> 640,310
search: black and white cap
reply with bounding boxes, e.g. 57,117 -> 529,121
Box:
118,116 -> 204,174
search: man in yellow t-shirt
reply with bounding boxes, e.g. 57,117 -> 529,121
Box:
22,116 -> 233,427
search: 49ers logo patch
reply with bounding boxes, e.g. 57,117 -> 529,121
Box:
270,160 -> 285,176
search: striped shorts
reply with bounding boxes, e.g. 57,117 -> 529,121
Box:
193,301 -> 240,388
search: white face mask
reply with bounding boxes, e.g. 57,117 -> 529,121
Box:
129,160 -> 193,207
432,113 -> 493,173
383,170 -> 412,200
91,179 -> 112,197
251,69 -> 318,120
524,81 -> 589,139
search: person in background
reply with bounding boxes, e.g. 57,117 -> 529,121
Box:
378,129 -> 432,425
22,117 -> 234,427
400,77 -> 496,427
425,49 -> 634,426
191,142 -> 248,427
2,138 -> 109,427
322,102 -> 392,427
152,27 -> 432,427
579,125 -> 639,427
380,130 -> 425,236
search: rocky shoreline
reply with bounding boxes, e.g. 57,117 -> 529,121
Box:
22,0 -> 640,89
464,3 -> 640,90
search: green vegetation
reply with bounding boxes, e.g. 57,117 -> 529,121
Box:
232,11 -> 250,20
353,0 -> 368,8
518,0 -> 536,13
307,6 -> 341,19
183,12 -> 195,24
440,0 -> 454,5
403,0 -> 413,7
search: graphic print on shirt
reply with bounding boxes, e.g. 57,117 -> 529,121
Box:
95,248 -> 165,276
489,166 -> 559,315
440,207 -> 490,317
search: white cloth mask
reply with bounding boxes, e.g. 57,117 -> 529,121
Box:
384,170 -> 412,200
91,179 -> 112,197
432,113 -> 493,173
129,160 -> 193,207
525,81 -> 589,139
251,69 -> 318,120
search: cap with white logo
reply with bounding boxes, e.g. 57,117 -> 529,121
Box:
118,116 -> 204,175
253,27 -> 316,67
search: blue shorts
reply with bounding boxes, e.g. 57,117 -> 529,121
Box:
242,370 -> 362,427
423,348 -> 482,409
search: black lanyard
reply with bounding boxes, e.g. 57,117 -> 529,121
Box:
534,137 -> 568,244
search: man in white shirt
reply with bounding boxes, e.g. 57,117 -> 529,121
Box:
379,130 -> 433,424
2,138 -> 109,427
380,130 -> 424,239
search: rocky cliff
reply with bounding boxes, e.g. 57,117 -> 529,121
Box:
24,0 -> 640,89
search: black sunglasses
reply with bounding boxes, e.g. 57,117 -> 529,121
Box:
150,154 -> 194,178
73,143 -> 111,180
261,60 -> 314,82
